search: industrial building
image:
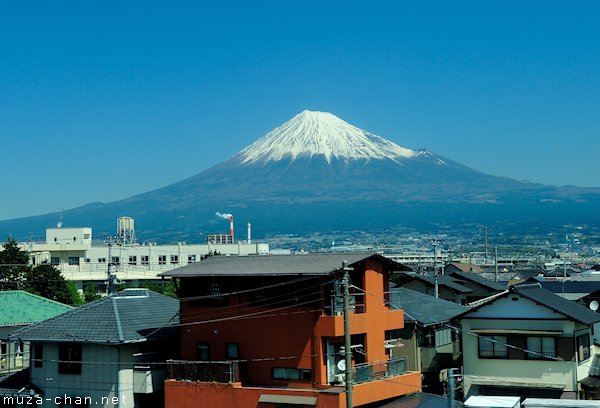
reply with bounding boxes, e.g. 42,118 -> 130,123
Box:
16,216 -> 269,292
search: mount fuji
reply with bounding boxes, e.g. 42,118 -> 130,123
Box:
3,110 -> 600,241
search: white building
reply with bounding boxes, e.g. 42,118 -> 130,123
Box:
17,217 -> 269,290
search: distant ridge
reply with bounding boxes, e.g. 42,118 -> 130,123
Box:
2,110 -> 600,241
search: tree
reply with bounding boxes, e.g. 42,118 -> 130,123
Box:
83,283 -> 102,302
24,263 -> 82,306
141,280 -> 177,298
0,238 -> 29,290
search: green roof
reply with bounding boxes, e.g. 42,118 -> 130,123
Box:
0,290 -> 74,326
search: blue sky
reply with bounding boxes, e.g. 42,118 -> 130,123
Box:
1,1 -> 599,220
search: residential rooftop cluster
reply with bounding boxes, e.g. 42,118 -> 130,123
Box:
3,247 -> 600,407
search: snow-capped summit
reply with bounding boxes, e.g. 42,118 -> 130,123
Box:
238,110 -> 417,164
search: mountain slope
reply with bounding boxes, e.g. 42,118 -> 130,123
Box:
2,110 -> 600,241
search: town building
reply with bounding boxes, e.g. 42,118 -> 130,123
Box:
14,216 -> 269,291
459,282 -> 600,399
7,288 -> 179,408
162,253 -> 422,408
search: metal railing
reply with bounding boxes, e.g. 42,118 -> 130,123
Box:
353,357 -> 407,384
166,360 -> 240,383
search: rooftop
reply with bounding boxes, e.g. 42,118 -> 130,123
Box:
0,290 -> 74,326
9,289 -> 179,343
163,253 -> 411,278
389,287 -> 470,326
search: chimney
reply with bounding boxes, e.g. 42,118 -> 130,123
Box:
229,216 -> 234,241
247,223 -> 252,244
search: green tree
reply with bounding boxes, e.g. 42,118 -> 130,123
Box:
0,238 -> 30,290
83,283 -> 102,302
141,280 -> 177,298
24,263 -> 82,306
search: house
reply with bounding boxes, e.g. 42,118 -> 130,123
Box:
445,262 -> 484,274
446,271 -> 506,304
459,282 -> 600,399
391,272 -> 473,304
162,253 -> 422,408
7,288 -> 179,408
388,287 -> 469,395
0,290 -> 73,374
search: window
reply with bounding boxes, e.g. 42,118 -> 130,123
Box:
170,255 -> 179,264
33,344 -> 43,368
188,255 -> 196,263
526,337 -> 556,359
85,258 -> 90,263
128,256 -> 137,265
196,342 -> 209,361
478,335 -> 508,358
158,255 -> 166,265
578,334 -> 591,361
68,257 -> 80,266
272,367 -> 311,381
435,328 -> 452,347
58,343 -> 82,374
141,255 -> 149,265
98,258 -> 106,263
51,257 -> 60,265
226,343 -> 239,359
111,256 -> 120,265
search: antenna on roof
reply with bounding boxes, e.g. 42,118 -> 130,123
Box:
56,210 -> 64,228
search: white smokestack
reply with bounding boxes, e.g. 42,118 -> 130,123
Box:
247,223 -> 252,244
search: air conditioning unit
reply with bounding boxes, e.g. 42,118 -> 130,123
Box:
384,339 -> 398,349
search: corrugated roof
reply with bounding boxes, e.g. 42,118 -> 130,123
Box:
415,275 -> 473,294
375,392 -> 464,407
162,253 -> 411,278
0,290 -> 74,326
389,288 -> 469,326
9,289 -> 179,343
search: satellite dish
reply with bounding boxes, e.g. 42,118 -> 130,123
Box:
590,301 -> 599,311
56,221 -> 63,228
337,360 -> 346,371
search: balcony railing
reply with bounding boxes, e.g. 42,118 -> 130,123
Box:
166,360 -> 240,383
353,357 -> 407,384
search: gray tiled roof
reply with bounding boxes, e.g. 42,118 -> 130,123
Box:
389,288 -> 470,326
162,253 -> 411,278
511,284 -> 600,325
448,271 -> 507,291
9,289 -> 179,343
414,275 -> 473,294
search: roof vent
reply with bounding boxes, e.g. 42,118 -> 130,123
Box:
510,282 -> 542,292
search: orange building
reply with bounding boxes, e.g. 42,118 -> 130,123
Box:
163,253 -> 421,408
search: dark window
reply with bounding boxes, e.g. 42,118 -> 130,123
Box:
478,335 -> 508,358
98,258 -> 106,263
578,334 -> 591,361
272,367 -> 312,381
128,256 -> 137,265
141,255 -> 149,265
226,343 -> 239,359
158,255 -> 166,265
188,255 -> 196,263
170,255 -> 179,264
58,343 -> 82,374
68,257 -> 80,266
51,257 -> 60,265
33,344 -> 43,368
111,256 -> 120,265
196,342 -> 209,361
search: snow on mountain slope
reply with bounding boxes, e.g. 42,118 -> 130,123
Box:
238,110 -> 418,164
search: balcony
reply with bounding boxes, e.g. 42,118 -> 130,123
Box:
354,357 -> 407,384
166,360 -> 240,383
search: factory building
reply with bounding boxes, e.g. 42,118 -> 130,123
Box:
16,216 -> 269,292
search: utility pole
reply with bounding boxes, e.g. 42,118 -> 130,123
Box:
494,246 -> 499,283
448,368 -> 458,408
342,260 -> 354,408
432,240 -> 439,298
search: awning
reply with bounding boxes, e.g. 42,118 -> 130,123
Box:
258,394 -> 317,405
471,329 -> 563,336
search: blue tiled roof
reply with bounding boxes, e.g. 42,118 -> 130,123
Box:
9,289 -> 179,343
